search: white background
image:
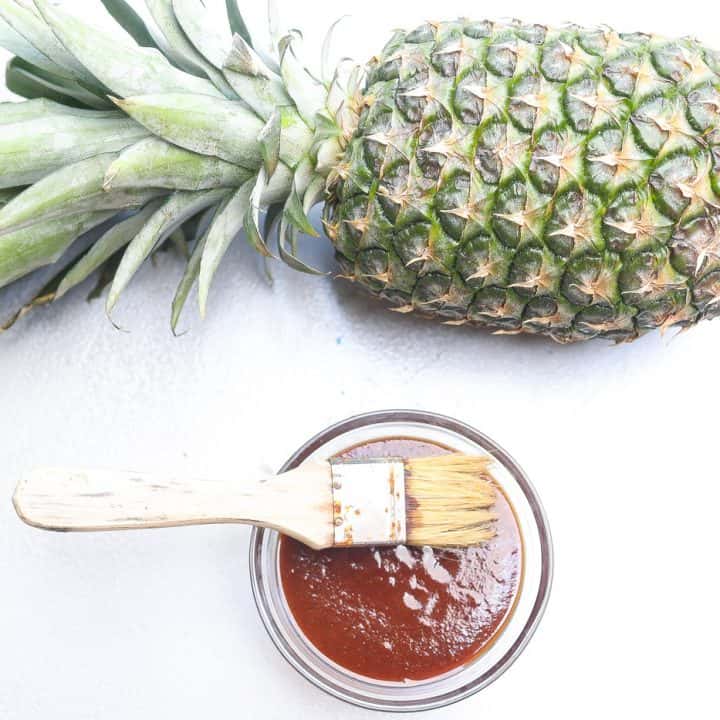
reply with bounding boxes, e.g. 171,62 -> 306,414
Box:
1,1 -> 719,718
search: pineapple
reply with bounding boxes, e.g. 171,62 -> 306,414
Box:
2,3 -> 720,342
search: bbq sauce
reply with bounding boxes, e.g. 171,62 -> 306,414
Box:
279,438 -> 523,682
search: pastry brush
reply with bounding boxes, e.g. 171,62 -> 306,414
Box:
12,454 -> 498,548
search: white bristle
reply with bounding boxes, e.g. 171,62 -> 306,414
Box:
404,454 -> 498,547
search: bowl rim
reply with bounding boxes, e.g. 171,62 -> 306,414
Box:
249,409 -> 554,712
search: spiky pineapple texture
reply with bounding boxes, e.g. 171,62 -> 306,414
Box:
1,3 -> 720,343
324,20 -> 720,343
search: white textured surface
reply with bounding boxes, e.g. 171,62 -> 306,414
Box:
1,2 -> 719,719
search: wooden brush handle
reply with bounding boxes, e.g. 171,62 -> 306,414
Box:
13,464 -> 334,548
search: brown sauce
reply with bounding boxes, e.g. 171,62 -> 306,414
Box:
279,438 -> 523,682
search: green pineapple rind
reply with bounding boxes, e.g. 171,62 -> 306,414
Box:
324,20 -> 720,342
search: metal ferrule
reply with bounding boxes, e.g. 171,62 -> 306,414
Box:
329,458 -> 406,546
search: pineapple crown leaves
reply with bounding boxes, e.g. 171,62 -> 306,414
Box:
0,0 -> 359,333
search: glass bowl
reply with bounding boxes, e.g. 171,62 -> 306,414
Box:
249,410 -> 553,712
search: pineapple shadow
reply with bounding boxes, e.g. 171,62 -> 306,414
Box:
272,210 -> 594,359
286,211 -> 640,363
0,212 -> 653,371
0,224 -> 626,369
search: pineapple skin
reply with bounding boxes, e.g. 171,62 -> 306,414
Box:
323,20 -> 720,342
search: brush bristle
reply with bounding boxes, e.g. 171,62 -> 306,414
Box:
404,454 -> 498,547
